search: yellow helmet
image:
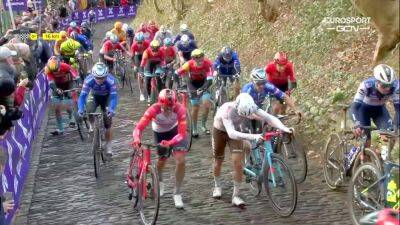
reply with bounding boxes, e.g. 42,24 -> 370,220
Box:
191,49 -> 204,58
150,40 -> 160,49
114,21 -> 123,29
46,57 -> 60,72
60,31 -> 67,39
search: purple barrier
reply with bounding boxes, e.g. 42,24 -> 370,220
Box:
0,72 -> 50,224
60,4 -> 138,28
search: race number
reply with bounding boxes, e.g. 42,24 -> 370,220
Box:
42,33 -> 61,41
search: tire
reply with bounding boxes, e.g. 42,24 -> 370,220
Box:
129,150 -> 141,210
348,163 -> 384,225
351,148 -> 382,177
276,134 -> 307,183
263,153 -> 297,217
74,111 -> 85,141
138,165 -> 160,225
323,133 -> 345,190
150,77 -> 158,104
92,125 -> 101,178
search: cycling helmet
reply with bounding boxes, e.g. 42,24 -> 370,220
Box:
164,38 -> 173,47
274,51 -> 288,65
69,21 -> 77,28
105,31 -> 112,39
110,33 -> 119,44
181,34 -> 190,46
160,25 -> 167,34
136,32 -> 145,42
150,40 -> 161,50
251,68 -> 266,82
114,21 -> 123,29
374,64 -> 396,85
234,93 -> 258,117
158,89 -> 177,107
60,31 -> 68,39
180,24 -> 189,32
191,49 -> 204,58
47,56 -> 60,72
122,23 -> 129,32
81,21 -> 89,29
220,46 -> 233,61
70,31 -> 78,40
92,62 -> 108,78
66,39 -> 76,50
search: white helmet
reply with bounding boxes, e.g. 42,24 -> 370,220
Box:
251,68 -> 266,82
181,34 -> 190,46
110,33 -> 119,43
122,23 -> 129,32
180,24 -> 189,32
105,31 -> 112,39
234,93 -> 258,117
160,25 -> 167,33
374,64 -> 396,85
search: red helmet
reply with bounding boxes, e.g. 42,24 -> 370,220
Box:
377,208 -> 399,225
158,89 -> 177,107
274,51 -> 288,65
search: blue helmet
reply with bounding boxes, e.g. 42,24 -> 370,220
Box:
136,32 -> 145,42
164,38 -> 173,47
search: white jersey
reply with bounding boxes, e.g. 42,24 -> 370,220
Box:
354,77 -> 399,106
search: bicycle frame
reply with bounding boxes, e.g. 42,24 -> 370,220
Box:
127,146 -> 153,198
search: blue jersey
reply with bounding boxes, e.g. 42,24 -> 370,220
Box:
213,52 -> 241,76
76,34 -> 93,51
81,28 -> 92,40
176,40 -> 197,61
242,82 -> 285,107
78,74 -> 118,112
174,32 -> 195,44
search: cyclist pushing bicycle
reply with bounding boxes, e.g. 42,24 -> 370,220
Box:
212,93 -> 292,207
133,89 -> 188,209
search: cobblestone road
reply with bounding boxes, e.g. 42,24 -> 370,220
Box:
18,19 -> 352,225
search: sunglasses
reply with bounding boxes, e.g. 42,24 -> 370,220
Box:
255,81 -> 266,86
94,77 -> 106,81
378,81 -> 392,89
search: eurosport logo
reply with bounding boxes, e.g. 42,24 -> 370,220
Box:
322,17 -> 371,32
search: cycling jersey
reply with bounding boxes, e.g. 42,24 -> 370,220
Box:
45,62 -> 78,90
74,34 -> 93,51
110,28 -> 127,43
265,61 -> 295,86
176,59 -> 213,83
174,32 -> 195,44
140,47 -> 166,68
78,74 -> 118,113
67,27 -> 82,36
176,40 -> 197,61
133,103 -> 187,147
81,28 -> 92,40
130,40 -> 150,55
241,82 -> 285,107
351,77 -> 400,128
99,40 -> 125,56
162,46 -> 177,63
213,102 -> 290,140
60,39 -> 81,57
153,31 -> 173,45
213,52 -> 241,76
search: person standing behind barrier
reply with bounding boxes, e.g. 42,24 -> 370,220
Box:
0,148 -> 15,224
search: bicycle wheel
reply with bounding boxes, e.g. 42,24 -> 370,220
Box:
74,111 -> 85,141
263,153 -> 297,217
127,72 -> 134,93
352,148 -> 382,177
323,133 -> 345,189
276,134 -> 307,183
129,150 -> 142,210
150,77 -> 158,104
186,111 -> 193,151
138,165 -> 160,225
92,125 -> 101,178
348,163 -> 384,225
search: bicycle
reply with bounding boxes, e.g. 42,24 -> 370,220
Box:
76,50 -> 93,81
114,50 -> 133,93
323,104 -> 382,190
244,129 -> 298,217
127,142 -> 160,225
164,62 -> 177,90
348,130 -> 399,224
144,66 -> 164,105
212,73 -> 239,116
85,112 -> 108,178
176,88 -> 193,151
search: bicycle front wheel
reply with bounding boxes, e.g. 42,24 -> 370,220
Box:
323,133 -> 345,189
138,165 -> 160,225
263,153 -> 297,217
351,148 -> 382,177
348,163 -> 384,225
92,125 -> 101,178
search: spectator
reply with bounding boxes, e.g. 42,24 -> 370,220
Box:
0,148 -> 15,224
0,30 -> 14,47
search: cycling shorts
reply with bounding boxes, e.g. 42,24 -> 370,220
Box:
86,94 -> 112,129
154,126 -> 188,158
212,127 -> 244,159
355,104 -> 393,138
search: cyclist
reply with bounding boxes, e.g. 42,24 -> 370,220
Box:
123,23 -> 135,47
59,38 -> 81,68
88,10 -> 96,26
175,34 -> 197,66
78,62 -> 118,157
176,49 -> 213,136
213,46 -> 241,98
110,21 -> 127,46
351,64 -> 399,146
81,22 -> 92,40
45,57 -> 79,136
174,24 -> 195,44
140,40 -> 166,104
67,21 -> 81,36
265,51 -> 297,114
212,93 -> 292,206
131,32 -> 150,101
70,31 -> 93,52
133,89 -> 188,209
154,25 -> 173,46
54,31 -> 68,56
99,33 -> 131,72
136,22 -> 151,41
102,31 -> 112,44
147,20 -> 159,41
162,38 -> 178,89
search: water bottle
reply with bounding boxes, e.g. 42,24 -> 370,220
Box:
381,144 -> 389,161
345,147 -> 358,171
